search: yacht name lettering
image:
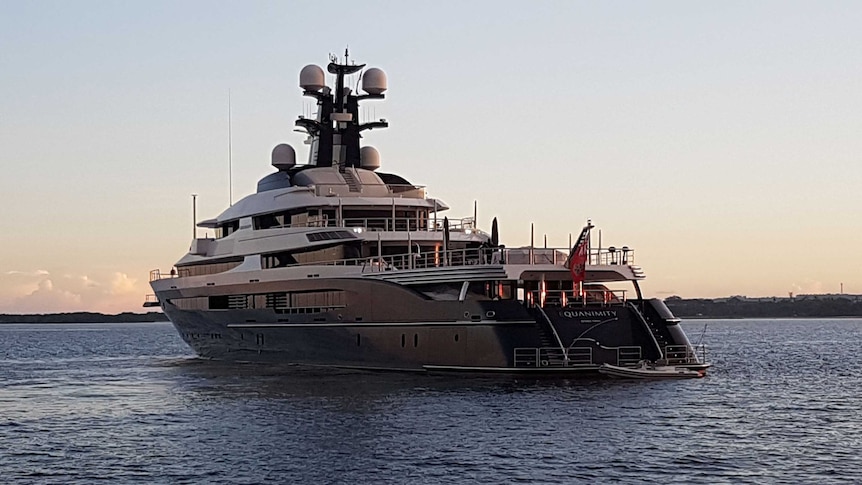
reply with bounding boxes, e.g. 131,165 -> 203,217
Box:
560,310 -> 617,318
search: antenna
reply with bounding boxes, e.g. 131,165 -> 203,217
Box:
228,89 -> 233,206
191,193 -> 198,240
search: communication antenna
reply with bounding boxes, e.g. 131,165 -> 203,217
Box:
191,193 -> 198,240
228,89 -> 233,206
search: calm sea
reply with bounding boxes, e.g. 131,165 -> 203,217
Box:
1,319 -> 861,484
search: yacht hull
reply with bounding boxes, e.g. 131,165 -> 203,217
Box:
156,279 -> 694,374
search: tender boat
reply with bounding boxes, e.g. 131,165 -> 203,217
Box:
145,51 -> 710,376
599,362 -> 706,379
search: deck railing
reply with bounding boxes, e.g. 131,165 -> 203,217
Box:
311,183 -> 426,198
149,243 -> 640,281
253,216 -> 478,234
526,288 -> 628,308
662,344 -> 708,365
513,346 -> 642,368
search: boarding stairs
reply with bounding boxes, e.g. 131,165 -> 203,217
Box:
341,169 -> 362,192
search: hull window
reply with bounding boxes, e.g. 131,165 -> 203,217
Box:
208,295 -> 250,310
169,297 -> 208,310
265,290 -> 345,313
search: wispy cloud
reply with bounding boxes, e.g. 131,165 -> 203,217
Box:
791,280 -> 825,295
5,269 -> 50,276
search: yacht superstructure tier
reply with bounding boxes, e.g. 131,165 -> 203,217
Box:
146,52 -> 709,375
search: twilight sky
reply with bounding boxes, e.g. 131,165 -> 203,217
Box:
2,1 -> 861,313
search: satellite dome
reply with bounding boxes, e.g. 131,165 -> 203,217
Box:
300,64 -> 325,91
271,143 -> 296,171
360,146 -> 381,171
362,68 -> 387,95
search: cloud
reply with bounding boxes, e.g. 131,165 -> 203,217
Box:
5,269 -> 50,276
791,280 -> 825,295
8,278 -> 85,313
110,273 -> 137,295
81,275 -> 99,288
1,271 -> 149,314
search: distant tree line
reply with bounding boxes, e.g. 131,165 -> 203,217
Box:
0,312 -> 168,324
664,296 -> 862,318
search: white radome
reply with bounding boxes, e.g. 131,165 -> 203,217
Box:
360,146 -> 381,170
362,68 -> 387,95
271,143 -> 296,170
300,64 -> 325,91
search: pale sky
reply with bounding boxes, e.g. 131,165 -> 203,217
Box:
2,1 -> 860,314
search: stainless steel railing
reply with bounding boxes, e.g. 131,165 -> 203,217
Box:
663,344 -> 708,365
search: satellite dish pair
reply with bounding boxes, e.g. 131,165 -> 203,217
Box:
300,64 -> 388,95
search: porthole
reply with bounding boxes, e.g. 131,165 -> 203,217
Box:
356,334 -> 361,346
401,334 -> 406,348
486,311 -> 496,318
454,333 -> 459,342
414,334 -> 418,347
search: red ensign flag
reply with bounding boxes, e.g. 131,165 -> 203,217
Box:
569,238 -> 588,285
566,224 -> 592,292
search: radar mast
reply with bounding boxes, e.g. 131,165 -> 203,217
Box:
296,50 -> 389,169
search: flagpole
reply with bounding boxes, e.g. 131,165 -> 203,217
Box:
228,89 -> 233,207
530,223 -> 534,264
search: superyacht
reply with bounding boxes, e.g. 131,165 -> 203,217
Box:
146,53 -> 709,375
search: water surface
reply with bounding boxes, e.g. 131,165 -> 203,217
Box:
1,319 -> 861,483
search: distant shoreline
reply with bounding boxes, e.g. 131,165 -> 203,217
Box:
0,312 -> 168,324
665,296 -> 862,319
3,296 -> 862,323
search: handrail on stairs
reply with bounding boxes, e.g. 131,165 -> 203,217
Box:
627,301 -> 665,361
533,304 -> 569,365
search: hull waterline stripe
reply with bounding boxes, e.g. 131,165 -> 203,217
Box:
422,364 -> 600,373
225,320 -> 533,328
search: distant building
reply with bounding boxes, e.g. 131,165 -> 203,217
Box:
683,294 -> 862,303
795,293 -> 862,302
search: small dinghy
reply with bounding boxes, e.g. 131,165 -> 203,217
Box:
599,361 -> 706,379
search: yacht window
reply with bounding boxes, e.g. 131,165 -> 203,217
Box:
262,243 -> 360,268
177,260 -> 242,277
465,282 -> 489,300
293,245 -> 346,264
262,252 -> 298,269
209,295 -> 229,310
306,231 -> 355,242
411,282 -> 462,301
206,294 -> 251,310
254,212 -> 286,230
216,220 -> 240,238
253,207 -> 336,230
463,281 -> 516,301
